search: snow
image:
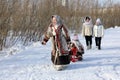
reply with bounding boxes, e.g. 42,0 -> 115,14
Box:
0,27 -> 120,80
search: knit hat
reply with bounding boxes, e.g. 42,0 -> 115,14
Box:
73,34 -> 79,40
96,18 -> 101,24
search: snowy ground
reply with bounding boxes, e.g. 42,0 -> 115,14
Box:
0,27 -> 120,80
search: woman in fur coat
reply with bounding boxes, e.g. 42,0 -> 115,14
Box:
41,15 -> 71,71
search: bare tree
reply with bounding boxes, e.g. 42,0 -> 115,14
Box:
0,0 -> 120,51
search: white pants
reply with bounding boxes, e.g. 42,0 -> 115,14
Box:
53,65 -> 68,71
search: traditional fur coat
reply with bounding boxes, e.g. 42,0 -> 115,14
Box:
42,15 -> 71,65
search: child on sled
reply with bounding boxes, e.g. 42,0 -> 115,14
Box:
69,34 -> 84,62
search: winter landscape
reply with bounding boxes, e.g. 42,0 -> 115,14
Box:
0,27 -> 120,80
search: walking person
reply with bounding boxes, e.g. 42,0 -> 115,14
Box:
93,18 -> 104,50
82,16 -> 93,50
41,15 -> 71,71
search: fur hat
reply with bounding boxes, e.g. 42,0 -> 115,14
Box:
51,15 -> 62,25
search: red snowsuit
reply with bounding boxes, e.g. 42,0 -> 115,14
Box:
70,40 -> 84,62
70,46 -> 79,62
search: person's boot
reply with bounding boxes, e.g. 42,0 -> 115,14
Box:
96,46 -> 98,48
54,65 -> 68,71
98,46 -> 101,50
90,45 -> 92,49
78,55 -> 83,61
87,45 -> 90,50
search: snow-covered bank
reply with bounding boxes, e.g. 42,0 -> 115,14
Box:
0,27 -> 120,80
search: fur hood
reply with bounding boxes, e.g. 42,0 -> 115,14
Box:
83,16 -> 93,25
51,15 -> 63,26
